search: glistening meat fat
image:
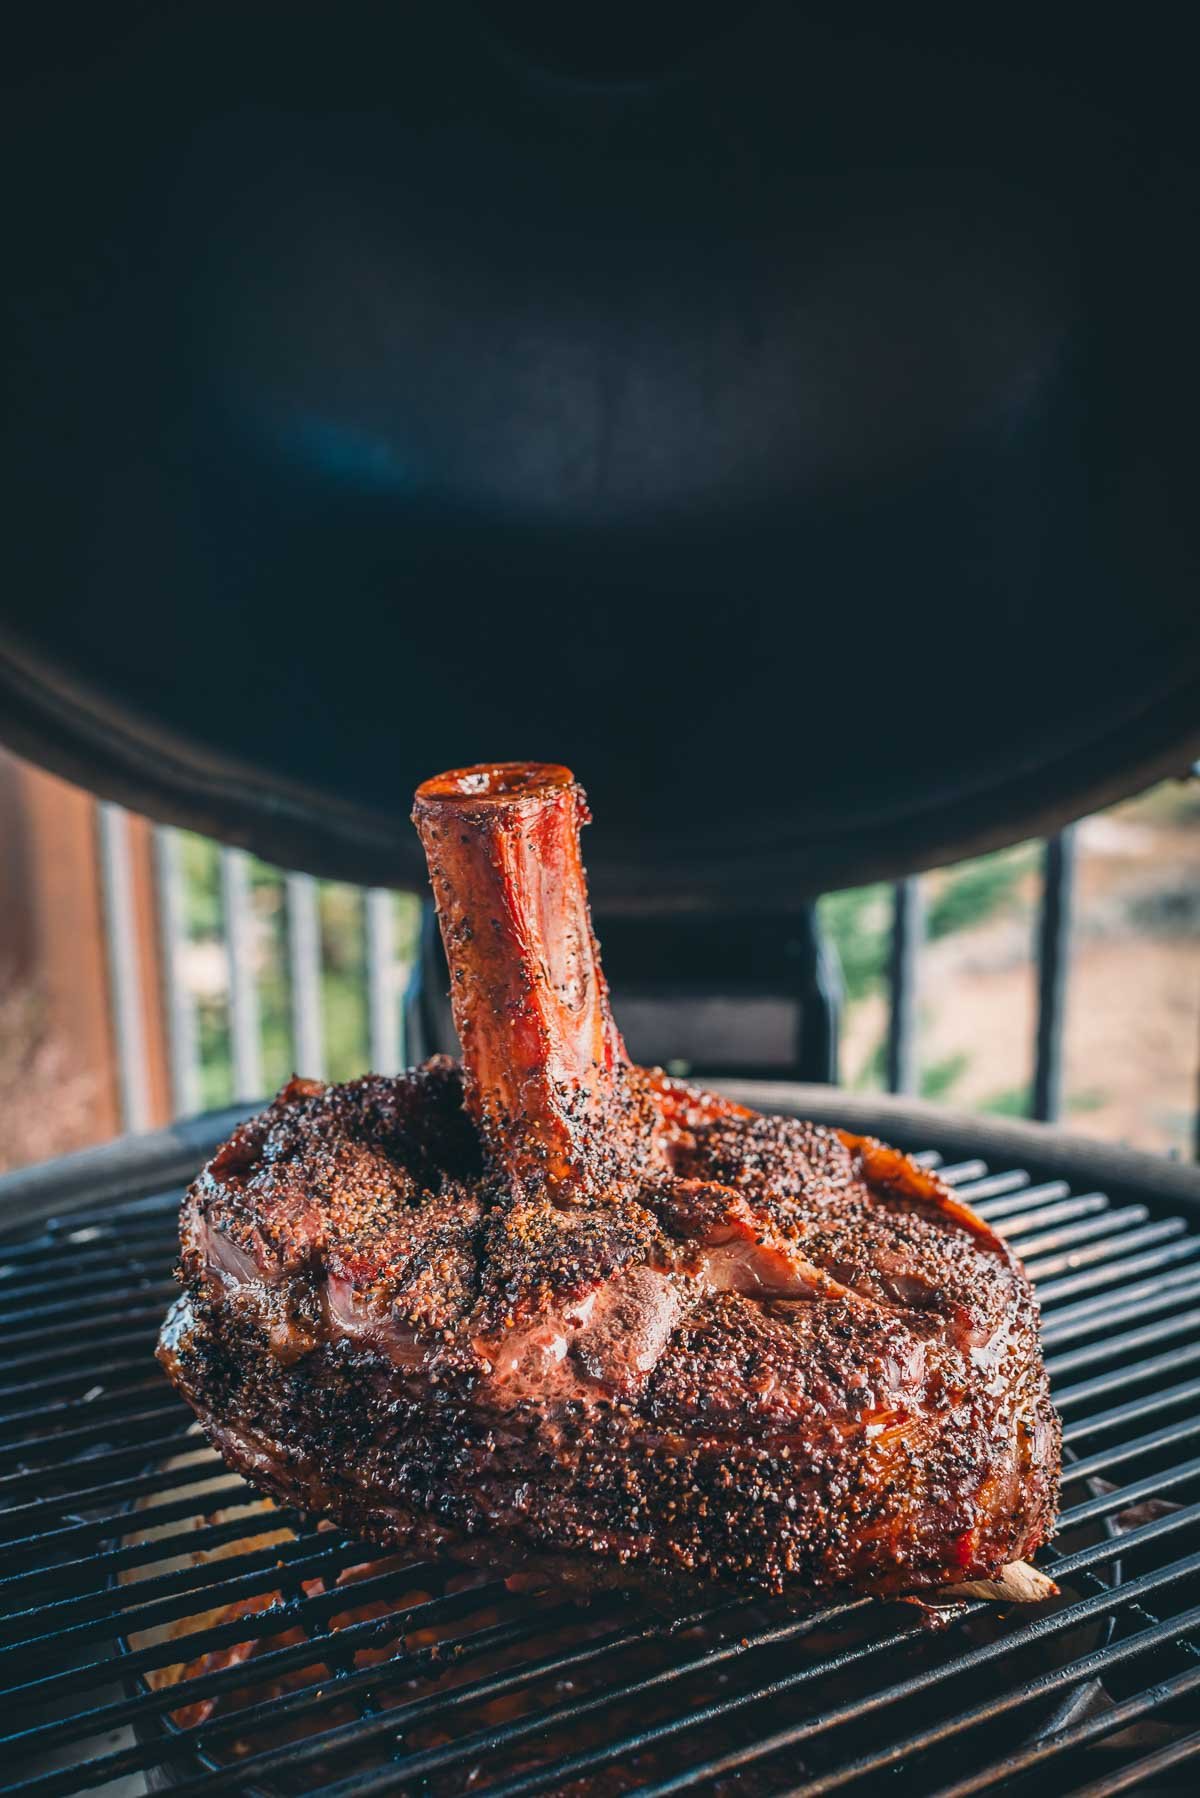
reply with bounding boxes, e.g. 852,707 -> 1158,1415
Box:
159,762 -> 1060,1600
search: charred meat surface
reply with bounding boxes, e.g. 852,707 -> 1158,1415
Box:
160,763 -> 1060,1599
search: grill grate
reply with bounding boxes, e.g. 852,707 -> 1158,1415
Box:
2,1147 -> 1200,1796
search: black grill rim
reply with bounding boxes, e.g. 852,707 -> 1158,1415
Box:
2,1087 -> 1200,1798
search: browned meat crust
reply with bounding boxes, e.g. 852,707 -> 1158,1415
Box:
161,1061 -> 1058,1599
159,762 -> 1059,1601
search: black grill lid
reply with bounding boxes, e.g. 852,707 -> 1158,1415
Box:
2,6 -> 1199,907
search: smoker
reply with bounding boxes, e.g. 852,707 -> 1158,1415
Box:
2,8 -> 1200,1794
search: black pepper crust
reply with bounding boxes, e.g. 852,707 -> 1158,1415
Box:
160,1060 -> 1060,1600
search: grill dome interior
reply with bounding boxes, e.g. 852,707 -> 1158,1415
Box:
3,6 -> 1199,902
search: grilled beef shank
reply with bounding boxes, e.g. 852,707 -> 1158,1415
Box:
159,763 -> 1059,1599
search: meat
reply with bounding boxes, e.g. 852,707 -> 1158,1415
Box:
158,762 -> 1060,1601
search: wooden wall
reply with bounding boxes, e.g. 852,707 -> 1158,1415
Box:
0,748 -> 170,1166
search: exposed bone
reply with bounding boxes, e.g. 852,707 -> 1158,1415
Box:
938,1559 -> 1059,1603
412,762 -> 628,1194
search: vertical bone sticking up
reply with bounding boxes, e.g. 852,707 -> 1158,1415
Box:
412,762 -> 637,1195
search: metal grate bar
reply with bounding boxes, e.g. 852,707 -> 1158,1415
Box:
971,1179 -> 1070,1218
14,1459 -> 1194,1783
0,1533 -> 387,1663
0,1219 -> 180,1272
33,1189 -> 182,1232
3,1602 -> 606,1798
1023,1217 -> 1189,1282
0,1237 -> 180,1294
0,1255 -> 172,1305
0,1377 -> 164,1436
9,1195 -> 180,1239
5,1139 -> 1200,1798
992,1193 -> 1107,1235
0,1398 -> 186,1467
0,1427 -> 198,1504
0,1278 -> 177,1331
1055,1349 -> 1200,1414
1006,1204 -> 1149,1258
1063,1728 -> 1200,1798
0,1322 -> 162,1377
0,1566 -> 510,1711
934,1160 -> 989,1185
124,1598 -> 879,1798
0,1469 -> 248,1556
1060,1376 -> 1200,1447
518,1524 -> 1200,1798
956,1171 -> 1036,1207
1045,1308 -> 1200,1379
1063,1417 -> 1200,1486
0,1353 -> 165,1406
928,1659 -> 1200,1798
2,1592 -> 727,1798
52,1489 -> 1193,1798
331,1520 -> 1200,1798
767,1606 -> 1200,1798
40,1193 -> 181,1237
1054,1458 -> 1200,1529
1039,1265 -> 1200,1341
0,1308 -> 169,1356
1068,1284 -> 1197,1354
0,1519 -> 334,1622
0,1346 -> 166,1408
16,1217 -> 166,1255
1035,1236 -> 1200,1306
0,1508 -> 312,1603
0,1247 -> 178,1300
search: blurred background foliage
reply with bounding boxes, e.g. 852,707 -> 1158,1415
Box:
820,779 -> 1199,1154
178,837 -> 420,1110
174,777 -> 1197,1154
176,778 -> 1200,1152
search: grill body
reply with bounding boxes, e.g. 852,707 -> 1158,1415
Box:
3,1092 -> 1200,1797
